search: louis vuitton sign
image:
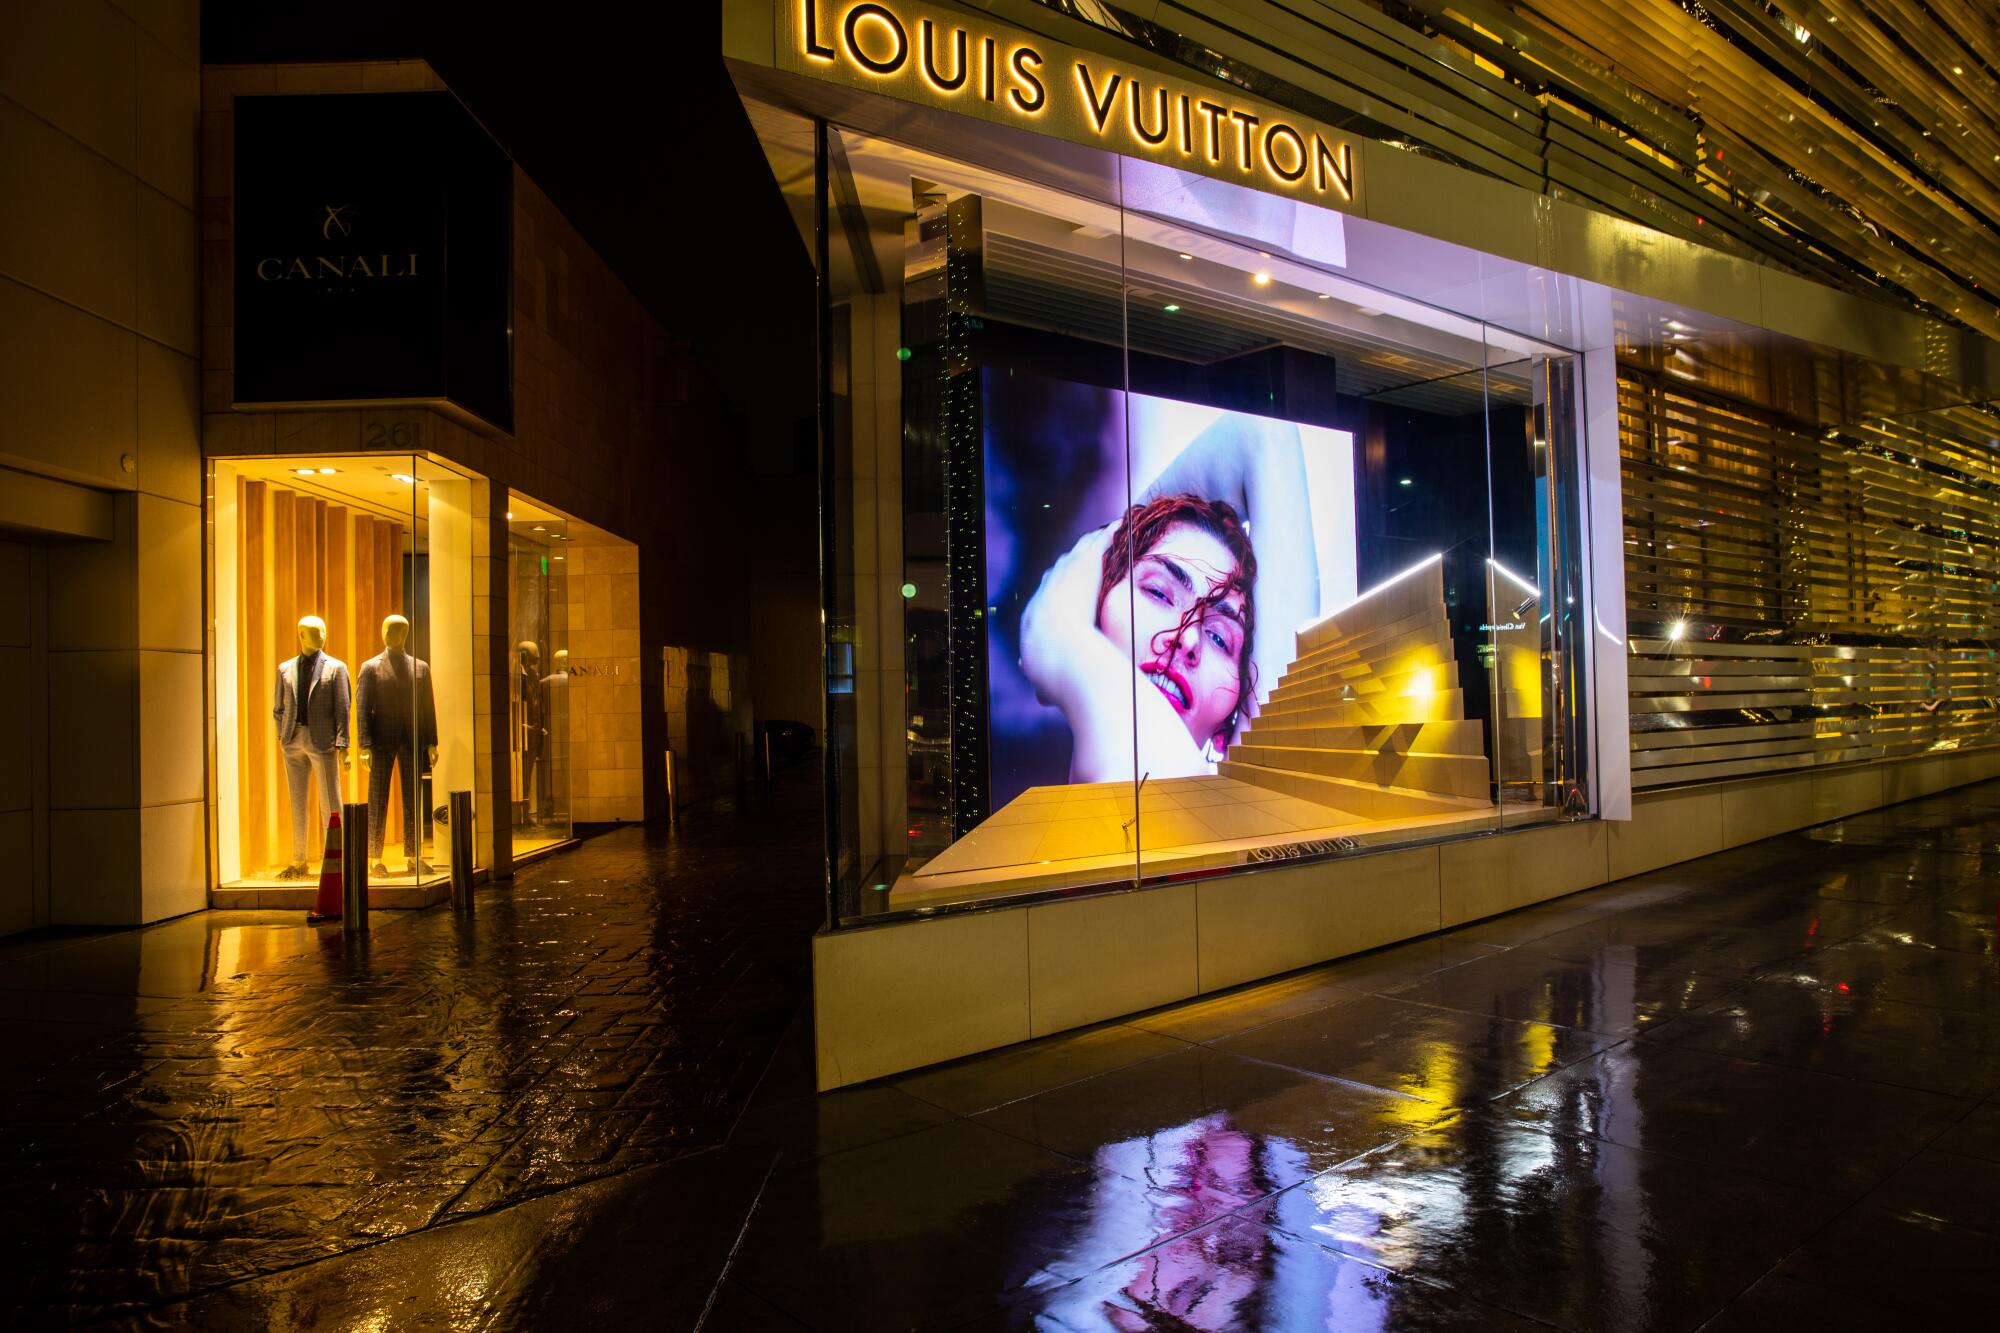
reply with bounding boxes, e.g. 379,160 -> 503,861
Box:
233,92 -> 513,430
780,0 -> 1357,205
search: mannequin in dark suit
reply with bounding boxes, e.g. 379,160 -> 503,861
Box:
357,614 -> 439,875
271,614 -> 351,877
519,641 -> 548,820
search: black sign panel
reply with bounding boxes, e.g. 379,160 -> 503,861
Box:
233,92 -> 512,430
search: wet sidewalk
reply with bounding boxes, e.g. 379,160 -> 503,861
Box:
713,783 -> 2000,1331
0,778 -> 823,1328
7,779 -> 2000,1329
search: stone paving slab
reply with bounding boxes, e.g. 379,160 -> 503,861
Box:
0,783 -> 820,1325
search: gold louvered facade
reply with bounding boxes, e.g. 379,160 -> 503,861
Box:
1041,0 -> 2000,342
1620,339 -> 2000,786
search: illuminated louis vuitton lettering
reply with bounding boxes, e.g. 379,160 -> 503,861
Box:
793,0 -> 1355,202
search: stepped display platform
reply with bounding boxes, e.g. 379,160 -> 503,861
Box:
895,557 -> 1531,907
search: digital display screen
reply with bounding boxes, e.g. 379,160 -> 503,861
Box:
983,368 -> 1357,807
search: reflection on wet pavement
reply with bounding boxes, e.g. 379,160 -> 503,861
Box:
730,781 -> 2000,1331
0,780 -> 821,1325
9,777 -> 2000,1328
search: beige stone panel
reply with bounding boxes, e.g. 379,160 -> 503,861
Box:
139,797 -> 203,920
50,807 -> 140,924
0,279 -> 136,488
0,647 -> 28,812
0,810 -> 32,935
0,0 -> 136,169
1196,846 -> 1441,993
137,649 -> 201,805
1027,884 -> 1197,1038
814,910 -> 1030,1090
359,61 -> 438,93
0,96 -> 137,326
1879,757 -> 1928,806
110,0 -> 197,66
1812,766 -> 1883,825
134,28 -> 197,207
1440,821 -> 1609,927
1719,771 -> 1816,848
270,64 -> 368,95
1608,786 -> 1723,880
47,497 -> 135,651
48,649 -> 138,808
135,340 -> 199,503
134,185 -> 197,355
136,494 -> 199,651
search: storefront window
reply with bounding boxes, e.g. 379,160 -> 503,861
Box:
209,454 -> 475,894
815,120 -> 1590,922
507,499 -> 572,857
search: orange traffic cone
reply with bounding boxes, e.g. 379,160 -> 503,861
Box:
307,811 -> 343,923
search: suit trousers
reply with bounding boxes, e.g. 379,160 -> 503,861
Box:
367,746 -> 424,862
280,731 -> 341,863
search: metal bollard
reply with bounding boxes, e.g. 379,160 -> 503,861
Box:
448,790 -> 475,912
341,802 -> 369,935
663,750 -> 678,830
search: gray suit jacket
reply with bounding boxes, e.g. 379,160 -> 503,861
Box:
272,651 -> 351,751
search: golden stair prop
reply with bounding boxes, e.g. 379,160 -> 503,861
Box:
897,557 -> 1518,907
1219,557 -> 1500,819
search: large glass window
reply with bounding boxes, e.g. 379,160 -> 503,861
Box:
815,121 -> 1589,922
209,454 -> 475,898
507,500 -> 572,857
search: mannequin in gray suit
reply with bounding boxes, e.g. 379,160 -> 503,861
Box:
271,614 -> 351,877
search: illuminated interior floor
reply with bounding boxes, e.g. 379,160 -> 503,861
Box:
891,775 -> 1522,907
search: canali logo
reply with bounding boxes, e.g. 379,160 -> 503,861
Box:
794,0 -> 1355,202
255,204 -> 419,282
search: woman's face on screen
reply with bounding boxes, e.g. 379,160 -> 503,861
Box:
1097,522 -> 1246,749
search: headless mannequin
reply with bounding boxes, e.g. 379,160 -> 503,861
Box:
272,615 -> 351,878
518,641 -> 548,820
357,614 -> 439,876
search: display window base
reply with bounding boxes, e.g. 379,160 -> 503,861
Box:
890,776 -> 1555,909
214,864 -> 454,911
509,833 -> 577,866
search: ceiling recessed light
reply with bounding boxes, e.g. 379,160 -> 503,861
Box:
1252,272 -> 1272,286
1162,302 -> 1180,313
552,555 -> 564,561
1356,307 -> 1383,317
533,525 -> 546,532
1177,252 -> 1192,260
506,511 -> 514,520
294,468 -> 315,477
1398,478 -> 1413,487
318,467 -> 336,475
1316,293 -> 1331,299
390,473 -> 415,483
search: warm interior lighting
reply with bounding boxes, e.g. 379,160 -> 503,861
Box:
390,473 -> 416,484
505,511 -> 514,520
1669,620 -> 1688,640
1252,271 -> 1272,286
294,468 -> 315,477
317,467 -> 336,475
1298,552 -> 1444,633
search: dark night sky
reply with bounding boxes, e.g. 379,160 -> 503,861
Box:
202,1 -> 817,472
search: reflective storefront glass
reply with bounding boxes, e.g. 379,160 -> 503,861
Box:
507,497 -> 573,857
208,454 -> 475,891
812,120 -> 1594,921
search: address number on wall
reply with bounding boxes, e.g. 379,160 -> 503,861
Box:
364,419 -> 423,449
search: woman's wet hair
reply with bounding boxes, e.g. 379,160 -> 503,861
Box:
1097,494 -> 1259,748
